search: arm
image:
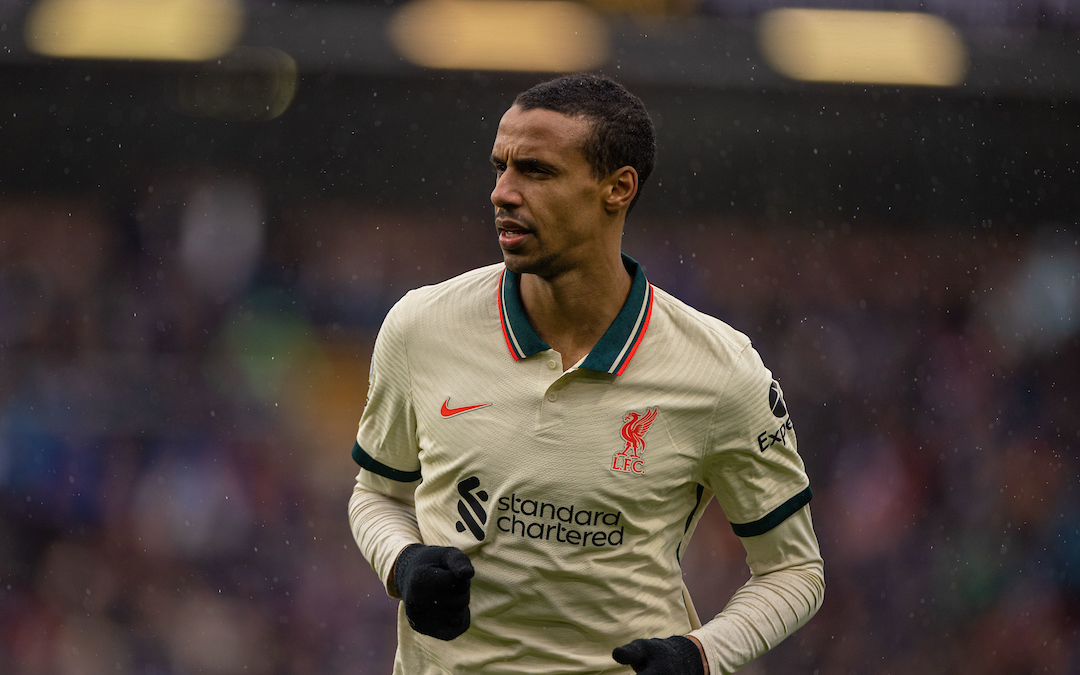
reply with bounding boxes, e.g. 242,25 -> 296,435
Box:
688,505 -> 824,675
346,296 -> 474,640
349,469 -> 475,640
616,344 -> 822,674
614,506 -> 822,675
687,345 -> 822,672
347,469 -> 422,597
346,296 -> 424,597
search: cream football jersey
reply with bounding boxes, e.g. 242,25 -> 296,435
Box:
352,256 -> 812,675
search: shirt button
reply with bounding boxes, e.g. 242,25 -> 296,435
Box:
547,360 -> 558,370
547,393 -> 557,402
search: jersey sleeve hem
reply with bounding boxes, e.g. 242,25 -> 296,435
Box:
352,441 -> 422,482
730,485 -> 812,537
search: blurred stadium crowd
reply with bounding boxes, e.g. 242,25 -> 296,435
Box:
0,181 -> 1077,673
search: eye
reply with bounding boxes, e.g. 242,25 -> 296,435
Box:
520,161 -> 553,177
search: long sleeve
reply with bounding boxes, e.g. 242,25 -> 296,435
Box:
348,469 -> 423,597
688,505 -> 824,674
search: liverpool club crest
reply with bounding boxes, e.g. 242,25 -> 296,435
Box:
612,406 -> 659,474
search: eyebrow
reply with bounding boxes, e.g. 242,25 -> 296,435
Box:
490,154 -> 558,173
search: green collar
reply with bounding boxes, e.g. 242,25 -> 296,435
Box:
498,254 -> 654,375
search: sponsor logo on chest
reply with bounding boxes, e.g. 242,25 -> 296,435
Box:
454,476 -> 489,540
450,477 -> 626,547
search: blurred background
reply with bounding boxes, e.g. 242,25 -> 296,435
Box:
1,0 -> 1078,672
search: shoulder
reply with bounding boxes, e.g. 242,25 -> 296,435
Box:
643,285 -> 774,407
384,263 -> 504,327
649,285 -> 753,361
388,260 -> 505,317
403,262 -> 504,304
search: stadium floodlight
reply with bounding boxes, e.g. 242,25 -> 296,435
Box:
757,9 -> 968,87
170,47 -> 299,122
25,0 -> 244,61
388,0 -> 609,72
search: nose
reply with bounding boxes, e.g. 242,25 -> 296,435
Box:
490,170 -> 521,209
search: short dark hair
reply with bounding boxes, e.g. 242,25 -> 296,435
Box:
514,73 -> 656,212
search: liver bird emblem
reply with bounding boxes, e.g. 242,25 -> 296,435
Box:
619,406 -> 659,457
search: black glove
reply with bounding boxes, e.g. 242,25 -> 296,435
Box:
612,636 -> 706,675
393,543 -> 474,640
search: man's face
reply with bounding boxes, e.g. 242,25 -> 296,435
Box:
489,105 -> 609,279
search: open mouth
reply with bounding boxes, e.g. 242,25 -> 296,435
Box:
496,218 -> 533,249
499,229 -> 531,247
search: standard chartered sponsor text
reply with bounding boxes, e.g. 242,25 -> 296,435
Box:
496,493 -> 624,547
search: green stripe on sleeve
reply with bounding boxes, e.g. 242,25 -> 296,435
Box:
730,485 -> 812,538
352,442 -> 422,482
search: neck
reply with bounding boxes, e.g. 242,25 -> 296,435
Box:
519,251 -> 632,369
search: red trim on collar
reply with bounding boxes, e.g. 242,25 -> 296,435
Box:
497,270 -> 521,361
614,284 -> 654,376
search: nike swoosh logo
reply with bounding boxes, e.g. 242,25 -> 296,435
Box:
440,398 -> 491,418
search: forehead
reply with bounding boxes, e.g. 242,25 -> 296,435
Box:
491,106 -> 591,162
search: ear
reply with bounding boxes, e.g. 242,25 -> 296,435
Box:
602,166 -> 639,214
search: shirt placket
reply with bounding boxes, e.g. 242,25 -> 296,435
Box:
537,350 -> 579,422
